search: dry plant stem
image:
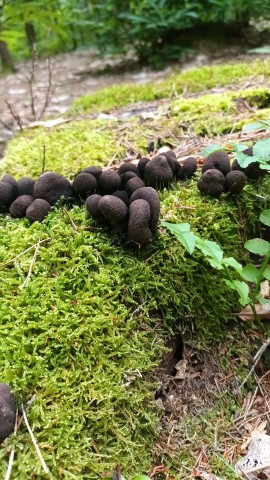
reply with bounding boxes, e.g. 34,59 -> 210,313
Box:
4,409 -> 18,480
38,56 -> 56,120
28,48 -> 38,121
0,238 -> 50,267
22,405 -> 50,474
5,101 -> 23,131
238,337 -> 270,391
63,208 -> 78,231
20,239 -> 41,288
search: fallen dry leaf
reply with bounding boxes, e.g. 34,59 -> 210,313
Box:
237,304 -> 270,321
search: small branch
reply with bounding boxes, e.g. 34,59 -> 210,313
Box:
27,47 -> 38,121
4,409 -> 18,480
38,56 -> 56,120
0,238 -> 50,267
22,405 -> 50,474
5,101 -> 23,131
238,337 -> 270,391
63,208 -> 78,232
20,239 -> 41,288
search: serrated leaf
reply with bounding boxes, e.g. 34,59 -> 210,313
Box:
161,222 -> 196,254
263,266 -> 270,281
257,163 -> 270,170
222,257 -> 243,274
234,152 -> 258,168
225,280 -> 249,306
260,210 -> 270,226
245,238 -> 270,255
242,122 -> 266,133
200,143 -> 223,157
196,238 -> 223,265
241,264 -> 260,283
253,138 -> 270,160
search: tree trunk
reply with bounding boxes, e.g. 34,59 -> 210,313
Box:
0,40 -> 16,72
25,22 -> 36,50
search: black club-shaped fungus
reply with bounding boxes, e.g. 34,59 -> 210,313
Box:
162,150 -> 180,175
138,157 -> 150,178
197,169 -> 225,197
177,157 -> 197,180
144,155 -> 173,188
120,171 -> 138,187
128,199 -> 152,247
98,170 -> 121,195
34,172 -> 73,205
112,190 -> 129,206
80,166 -> 102,179
85,194 -> 103,220
130,187 -> 160,232
125,177 -> 145,197
202,151 -> 231,176
9,195 -> 34,218
0,383 -> 16,441
26,199 -> 51,223
225,171 -> 247,193
73,173 -> 97,199
118,163 -> 139,176
1,175 -> 18,199
17,177 -> 35,196
98,195 -> 128,227
0,182 -> 16,213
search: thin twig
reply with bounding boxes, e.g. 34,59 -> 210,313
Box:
38,56 -> 56,120
4,409 -> 18,480
0,238 -> 50,267
63,208 -> 78,232
28,47 -> 38,121
22,405 -> 50,474
20,239 -> 41,288
5,101 -> 23,131
238,337 -> 270,391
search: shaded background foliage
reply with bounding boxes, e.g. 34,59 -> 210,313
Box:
0,0 -> 270,68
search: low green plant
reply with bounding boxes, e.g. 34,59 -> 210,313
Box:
162,209 -> 270,321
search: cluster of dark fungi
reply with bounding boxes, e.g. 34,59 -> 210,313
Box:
0,150 -> 197,248
0,383 -> 16,442
197,147 -> 263,198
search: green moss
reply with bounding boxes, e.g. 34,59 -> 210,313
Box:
70,59 -> 270,114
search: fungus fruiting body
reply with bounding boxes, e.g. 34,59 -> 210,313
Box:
125,177 -> 145,197
98,195 -> 128,227
80,166 -> 102,179
202,151 -> 231,176
0,383 -> 16,441
118,163 -> 139,176
112,190 -> 129,206
225,171 -> 247,193
34,172 -> 73,205
144,156 -> 173,188
130,187 -> 160,232
177,157 -> 197,180
85,194 -> 103,220
73,173 -> 97,199
120,171 -> 138,186
0,182 -> 16,213
128,199 -> 152,247
197,169 -> 225,197
163,151 -> 180,175
98,170 -> 121,195
138,157 -> 150,178
9,195 -> 34,218
17,177 -> 35,196
26,199 -> 51,223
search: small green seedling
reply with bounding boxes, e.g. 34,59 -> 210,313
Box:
162,210 -> 270,321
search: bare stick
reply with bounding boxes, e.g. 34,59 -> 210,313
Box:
4,409 -> 18,480
28,47 -> 38,121
5,101 -> 23,131
20,239 -> 41,288
38,56 -> 56,120
0,238 -> 50,267
238,337 -> 270,391
21,405 -> 50,474
42,144 -> 46,175
63,208 -> 78,232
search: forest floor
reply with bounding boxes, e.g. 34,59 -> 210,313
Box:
0,47 -> 270,480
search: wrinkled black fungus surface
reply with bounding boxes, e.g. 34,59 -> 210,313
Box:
17,177 -> 35,196
34,172 -> 73,205
128,199 -> 152,247
0,383 -> 16,441
85,194 -> 103,220
26,199 -> 51,223
144,156 -> 173,188
202,151 -> 231,176
177,157 -> 197,180
0,182 -> 16,213
73,173 -> 97,198
98,195 -> 128,227
120,171 -> 138,186
138,157 -> 150,178
98,170 -> 121,195
9,195 -> 34,218
197,169 -> 225,197
225,171 -> 247,193
112,190 -> 129,206
163,150 -> 180,175
118,163 -> 139,176
125,177 -> 145,197
130,187 -> 160,232
80,166 -> 102,179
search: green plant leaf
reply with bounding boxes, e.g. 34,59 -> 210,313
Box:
248,45 -> 270,54
222,257 -> 243,274
200,143 -> 223,157
260,210 -> 270,226
196,237 -> 223,266
133,476 -> 151,480
253,138 -> 270,161
256,295 -> 270,305
245,238 -> 270,255
263,266 -> 270,281
242,121 -> 266,133
241,264 -> 260,283
234,152 -> 258,168
161,222 -> 196,254
225,280 -> 249,306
